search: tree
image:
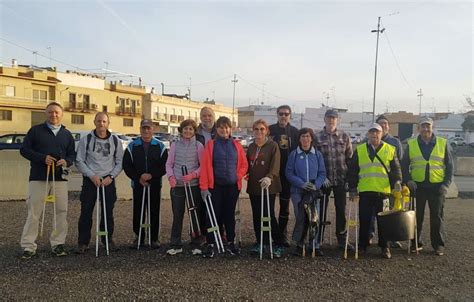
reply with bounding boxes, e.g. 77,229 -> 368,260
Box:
461,115 -> 474,131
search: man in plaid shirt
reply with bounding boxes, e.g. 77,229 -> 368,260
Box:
314,109 -> 353,249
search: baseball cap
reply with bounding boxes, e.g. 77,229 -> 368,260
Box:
325,109 -> 339,118
140,119 -> 154,128
419,117 -> 433,125
368,123 -> 383,132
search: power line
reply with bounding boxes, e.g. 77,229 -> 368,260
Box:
0,36 -> 87,71
146,75 -> 234,88
380,21 -> 412,88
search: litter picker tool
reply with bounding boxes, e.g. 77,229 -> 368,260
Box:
344,196 -> 359,260
95,184 -> 109,257
137,185 -> 152,249
203,195 -> 225,254
259,187 -> 273,260
40,162 -> 57,238
407,195 -> 420,255
319,192 -> 332,246
181,166 -> 201,239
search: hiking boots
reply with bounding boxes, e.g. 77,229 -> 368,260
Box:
76,245 -> 89,255
20,250 -> 37,260
52,245 -> 68,257
202,244 -> 215,258
226,243 -> 240,256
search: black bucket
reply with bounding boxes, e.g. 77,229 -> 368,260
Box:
377,210 -> 416,242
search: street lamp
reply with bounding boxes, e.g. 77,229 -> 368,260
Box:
371,16 -> 385,122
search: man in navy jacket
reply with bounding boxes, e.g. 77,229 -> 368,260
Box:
19,102 -> 75,259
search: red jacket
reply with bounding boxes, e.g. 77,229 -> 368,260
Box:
199,139 -> 248,191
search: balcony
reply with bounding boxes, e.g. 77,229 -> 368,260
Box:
115,107 -> 142,117
169,114 -> 178,123
0,95 -> 49,110
178,115 -> 185,122
154,113 -> 168,121
64,102 -> 99,113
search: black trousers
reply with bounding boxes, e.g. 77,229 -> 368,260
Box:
359,192 -> 388,249
322,185 -> 347,243
249,194 -> 283,245
416,186 -> 446,249
78,177 -> 117,245
132,183 -> 162,242
206,184 -> 239,244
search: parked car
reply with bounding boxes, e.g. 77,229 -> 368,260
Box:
232,135 -> 248,148
72,131 -> 130,151
448,137 -> 466,147
152,133 -> 171,149
0,134 -> 26,150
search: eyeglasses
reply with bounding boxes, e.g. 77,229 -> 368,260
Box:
253,127 -> 266,131
278,112 -> 290,117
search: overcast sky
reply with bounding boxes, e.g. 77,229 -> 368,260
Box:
1,0 -> 472,114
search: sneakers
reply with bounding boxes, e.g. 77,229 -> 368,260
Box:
273,246 -> 285,258
390,241 -> 403,249
226,243 -> 240,256
166,247 -> 183,255
52,245 -> 68,257
250,243 -> 263,255
20,250 -> 37,260
151,241 -> 161,249
435,246 -> 445,256
381,247 -> 392,259
76,244 -> 89,255
192,248 -> 202,255
202,244 -> 215,258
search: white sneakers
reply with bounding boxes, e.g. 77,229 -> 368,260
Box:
166,248 -> 183,255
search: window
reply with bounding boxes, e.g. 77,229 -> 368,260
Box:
5,86 -> 15,97
33,89 -> 48,102
83,95 -> 90,109
0,110 -> 12,121
69,93 -> 77,108
123,118 -> 133,127
71,114 -> 84,124
102,105 -> 108,112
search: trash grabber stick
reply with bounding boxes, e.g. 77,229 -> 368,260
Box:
40,164 -> 51,238
181,166 -> 197,239
102,184 -> 109,256
187,182 -> 201,237
51,162 -> 57,235
266,187 -> 273,259
147,185 -> 152,247
344,198 -> 353,260
137,185 -> 147,250
95,186 -> 100,257
355,199 -> 359,260
412,196 -> 419,255
204,195 -> 224,253
236,198 -> 242,248
259,187 -> 273,260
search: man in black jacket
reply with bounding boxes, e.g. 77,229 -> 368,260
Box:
269,105 -> 299,246
123,119 -> 168,248
19,102 -> 75,259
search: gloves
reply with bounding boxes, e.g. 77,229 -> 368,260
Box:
439,185 -> 448,195
201,189 -> 211,201
322,178 -> 331,189
349,188 -> 358,201
303,182 -> 316,191
169,176 -> 177,188
259,177 -> 272,189
407,180 -> 417,193
181,172 -> 195,183
393,181 -> 402,193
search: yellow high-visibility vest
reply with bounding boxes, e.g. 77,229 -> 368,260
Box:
357,142 -> 395,194
408,136 -> 446,183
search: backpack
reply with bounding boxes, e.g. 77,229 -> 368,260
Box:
85,133 -> 119,160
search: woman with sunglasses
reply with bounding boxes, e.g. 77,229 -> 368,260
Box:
286,128 -> 326,256
200,116 -> 248,258
246,119 -> 285,258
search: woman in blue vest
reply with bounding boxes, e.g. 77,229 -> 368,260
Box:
286,128 -> 326,256
165,119 -> 205,255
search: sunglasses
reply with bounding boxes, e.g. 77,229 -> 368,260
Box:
278,112 -> 290,117
253,127 -> 266,131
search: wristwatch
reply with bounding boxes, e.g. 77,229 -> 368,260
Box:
109,175 -> 114,180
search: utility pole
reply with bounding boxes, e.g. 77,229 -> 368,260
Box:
32,51 -> 38,66
371,16 -> 385,123
231,74 -> 238,128
104,61 -> 109,80
261,83 -> 266,105
417,89 -> 423,116
188,77 -> 192,100
161,83 -> 164,95
300,112 -> 304,128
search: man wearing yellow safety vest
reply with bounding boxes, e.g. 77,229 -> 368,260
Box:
347,123 -> 402,259
401,117 -> 453,256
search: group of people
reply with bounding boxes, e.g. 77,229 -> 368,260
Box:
18,101 -> 452,261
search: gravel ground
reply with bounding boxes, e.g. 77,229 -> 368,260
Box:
1,195 -> 473,300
